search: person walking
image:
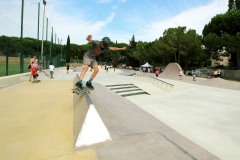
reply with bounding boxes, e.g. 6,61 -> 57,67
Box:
49,63 -> 55,79
75,35 -> 126,90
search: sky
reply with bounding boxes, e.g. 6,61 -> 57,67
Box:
0,0 -> 228,45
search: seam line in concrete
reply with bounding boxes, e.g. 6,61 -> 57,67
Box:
159,132 -> 198,160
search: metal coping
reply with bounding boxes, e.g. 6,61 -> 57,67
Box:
105,84 -> 134,87
115,89 -> 142,93
121,92 -> 149,97
110,86 -> 138,90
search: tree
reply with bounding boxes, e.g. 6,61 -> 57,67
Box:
66,35 -> 71,63
228,0 -> 235,11
236,0 -> 240,9
162,26 -> 186,63
129,35 -> 137,49
203,9 -> 240,67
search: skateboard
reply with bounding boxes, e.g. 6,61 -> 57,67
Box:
72,86 -> 90,95
32,79 -> 41,83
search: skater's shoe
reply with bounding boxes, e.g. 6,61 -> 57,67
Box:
75,82 -> 83,90
86,82 -> 94,90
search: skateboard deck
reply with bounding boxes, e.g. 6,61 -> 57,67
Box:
72,86 -> 91,95
32,80 -> 41,83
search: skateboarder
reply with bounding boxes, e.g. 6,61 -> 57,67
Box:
29,54 -> 39,83
75,35 -> 126,90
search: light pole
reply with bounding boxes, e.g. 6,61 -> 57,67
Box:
41,0 -> 47,69
20,0 -> 24,73
60,39 -> 63,60
37,2 -> 40,54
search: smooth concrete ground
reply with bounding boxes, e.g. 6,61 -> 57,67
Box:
91,68 -> 240,160
0,77 -> 97,160
0,67 -> 240,160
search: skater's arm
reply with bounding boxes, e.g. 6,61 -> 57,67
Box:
108,47 -> 126,51
86,35 -> 92,42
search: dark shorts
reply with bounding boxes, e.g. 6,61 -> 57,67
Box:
50,71 -> 54,74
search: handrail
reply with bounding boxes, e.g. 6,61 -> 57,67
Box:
134,75 -> 174,92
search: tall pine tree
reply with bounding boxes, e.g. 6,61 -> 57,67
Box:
129,35 -> 137,49
66,35 -> 71,63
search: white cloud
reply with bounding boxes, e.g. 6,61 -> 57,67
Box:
0,0 -> 116,44
47,10 -> 116,44
136,0 -> 228,42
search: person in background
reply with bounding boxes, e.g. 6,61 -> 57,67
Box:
179,70 -> 183,80
211,70 -> 215,79
49,63 -> 55,79
155,68 -> 159,77
193,74 -> 196,81
29,54 -> 39,82
217,68 -> 221,78
66,63 -> 70,74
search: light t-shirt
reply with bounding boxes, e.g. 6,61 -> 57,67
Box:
49,65 -> 54,71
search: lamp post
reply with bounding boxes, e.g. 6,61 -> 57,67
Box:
41,0 -> 47,69
20,0 -> 24,73
60,39 -> 63,60
37,2 -> 40,54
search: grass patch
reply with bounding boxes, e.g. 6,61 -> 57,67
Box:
0,56 -> 30,77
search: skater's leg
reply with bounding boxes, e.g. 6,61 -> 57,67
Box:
90,64 -> 99,80
79,64 -> 89,82
86,64 -> 98,90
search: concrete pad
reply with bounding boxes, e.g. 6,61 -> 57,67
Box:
91,83 -> 219,160
126,78 -> 240,160
0,80 -> 97,160
97,133 -> 192,160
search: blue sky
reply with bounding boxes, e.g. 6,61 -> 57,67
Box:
0,0 -> 228,44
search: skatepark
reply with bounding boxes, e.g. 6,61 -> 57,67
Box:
0,64 -> 240,160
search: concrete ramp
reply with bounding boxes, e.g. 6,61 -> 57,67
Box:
73,75 -> 111,149
160,63 -> 184,79
88,83 -> 219,160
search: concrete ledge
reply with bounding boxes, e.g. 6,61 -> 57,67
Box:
73,75 -> 111,149
0,73 -> 29,88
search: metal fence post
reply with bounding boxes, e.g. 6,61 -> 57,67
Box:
6,46 -> 9,76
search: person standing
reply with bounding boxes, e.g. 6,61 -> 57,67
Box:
66,63 -> 70,74
49,63 -> 55,79
75,35 -> 126,90
179,70 -> 183,80
155,68 -> 159,77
